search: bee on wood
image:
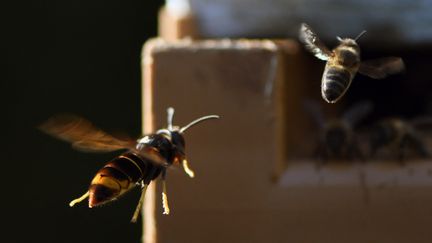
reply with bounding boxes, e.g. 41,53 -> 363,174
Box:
299,23 -> 405,103
39,108 -> 219,222
370,118 -> 431,162
304,100 -> 372,163
305,100 -> 373,203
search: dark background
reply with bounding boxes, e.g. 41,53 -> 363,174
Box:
3,1 -> 163,242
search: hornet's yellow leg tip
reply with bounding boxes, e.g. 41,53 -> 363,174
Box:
182,159 -> 195,178
69,191 -> 89,207
162,180 -> 170,215
162,192 -> 170,215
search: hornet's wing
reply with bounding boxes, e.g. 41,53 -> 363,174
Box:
39,114 -> 136,152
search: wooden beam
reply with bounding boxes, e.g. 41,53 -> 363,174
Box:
141,38 -> 157,243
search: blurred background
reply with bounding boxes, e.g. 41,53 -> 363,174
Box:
4,0 -> 432,242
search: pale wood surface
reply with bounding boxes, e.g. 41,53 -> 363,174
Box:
158,6 -> 198,41
141,40 -> 157,243
142,37 -> 432,243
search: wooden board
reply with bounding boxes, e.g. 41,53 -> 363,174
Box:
142,38 -> 432,243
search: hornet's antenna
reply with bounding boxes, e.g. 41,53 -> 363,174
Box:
167,107 -> 175,131
179,115 -> 220,133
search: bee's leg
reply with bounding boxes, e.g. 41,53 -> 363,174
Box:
313,142 -> 326,185
313,142 -> 327,170
369,145 -> 379,159
131,182 -> 149,223
161,170 -> 170,215
350,139 -> 365,162
397,137 -> 410,166
354,143 -> 369,204
182,159 -> 195,178
409,134 -> 430,158
69,191 -> 89,207
346,144 -> 355,161
358,165 -> 370,205
347,140 -> 369,203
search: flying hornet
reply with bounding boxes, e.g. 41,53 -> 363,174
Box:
40,108 -> 219,222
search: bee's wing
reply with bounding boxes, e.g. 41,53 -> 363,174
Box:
303,99 -> 326,128
299,23 -> 332,61
39,114 -> 136,152
342,101 -> 373,126
410,117 -> 432,129
359,57 -> 405,79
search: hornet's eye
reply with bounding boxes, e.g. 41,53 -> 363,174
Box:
170,132 -> 185,154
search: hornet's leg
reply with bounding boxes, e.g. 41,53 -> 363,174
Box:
182,159 -> 195,178
69,191 -> 89,207
161,169 -> 170,215
131,182 -> 149,223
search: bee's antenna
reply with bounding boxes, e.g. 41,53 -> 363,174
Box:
179,115 -> 220,133
354,30 -> 367,41
167,107 -> 175,131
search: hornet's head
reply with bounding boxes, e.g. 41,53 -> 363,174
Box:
156,107 -> 219,165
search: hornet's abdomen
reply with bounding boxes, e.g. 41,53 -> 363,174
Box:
321,65 -> 353,103
88,151 -> 162,207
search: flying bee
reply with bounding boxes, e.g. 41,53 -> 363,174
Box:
370,118 -> 431,162
299,23 -> 405,103
304,100 -> 372,163
39,108 -> 219,222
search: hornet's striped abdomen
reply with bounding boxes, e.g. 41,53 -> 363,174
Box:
321,65 -> 353,103
88,151 -> 162,207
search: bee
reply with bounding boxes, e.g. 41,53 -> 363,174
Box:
39,108 -> 219,222
304,100 -> 372,203
370,118 -> 431,162
304,100 -> 372,163
299,23 -> 405,103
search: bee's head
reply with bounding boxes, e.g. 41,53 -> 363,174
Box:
156,107 -> 219,165
336,30 -> 366,45
335,35 -> 363,67
337,37 -> 358,47
369,120 -> 398,150
324,120 -> 351,151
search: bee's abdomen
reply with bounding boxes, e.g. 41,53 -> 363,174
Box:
322,67 -> 352,103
